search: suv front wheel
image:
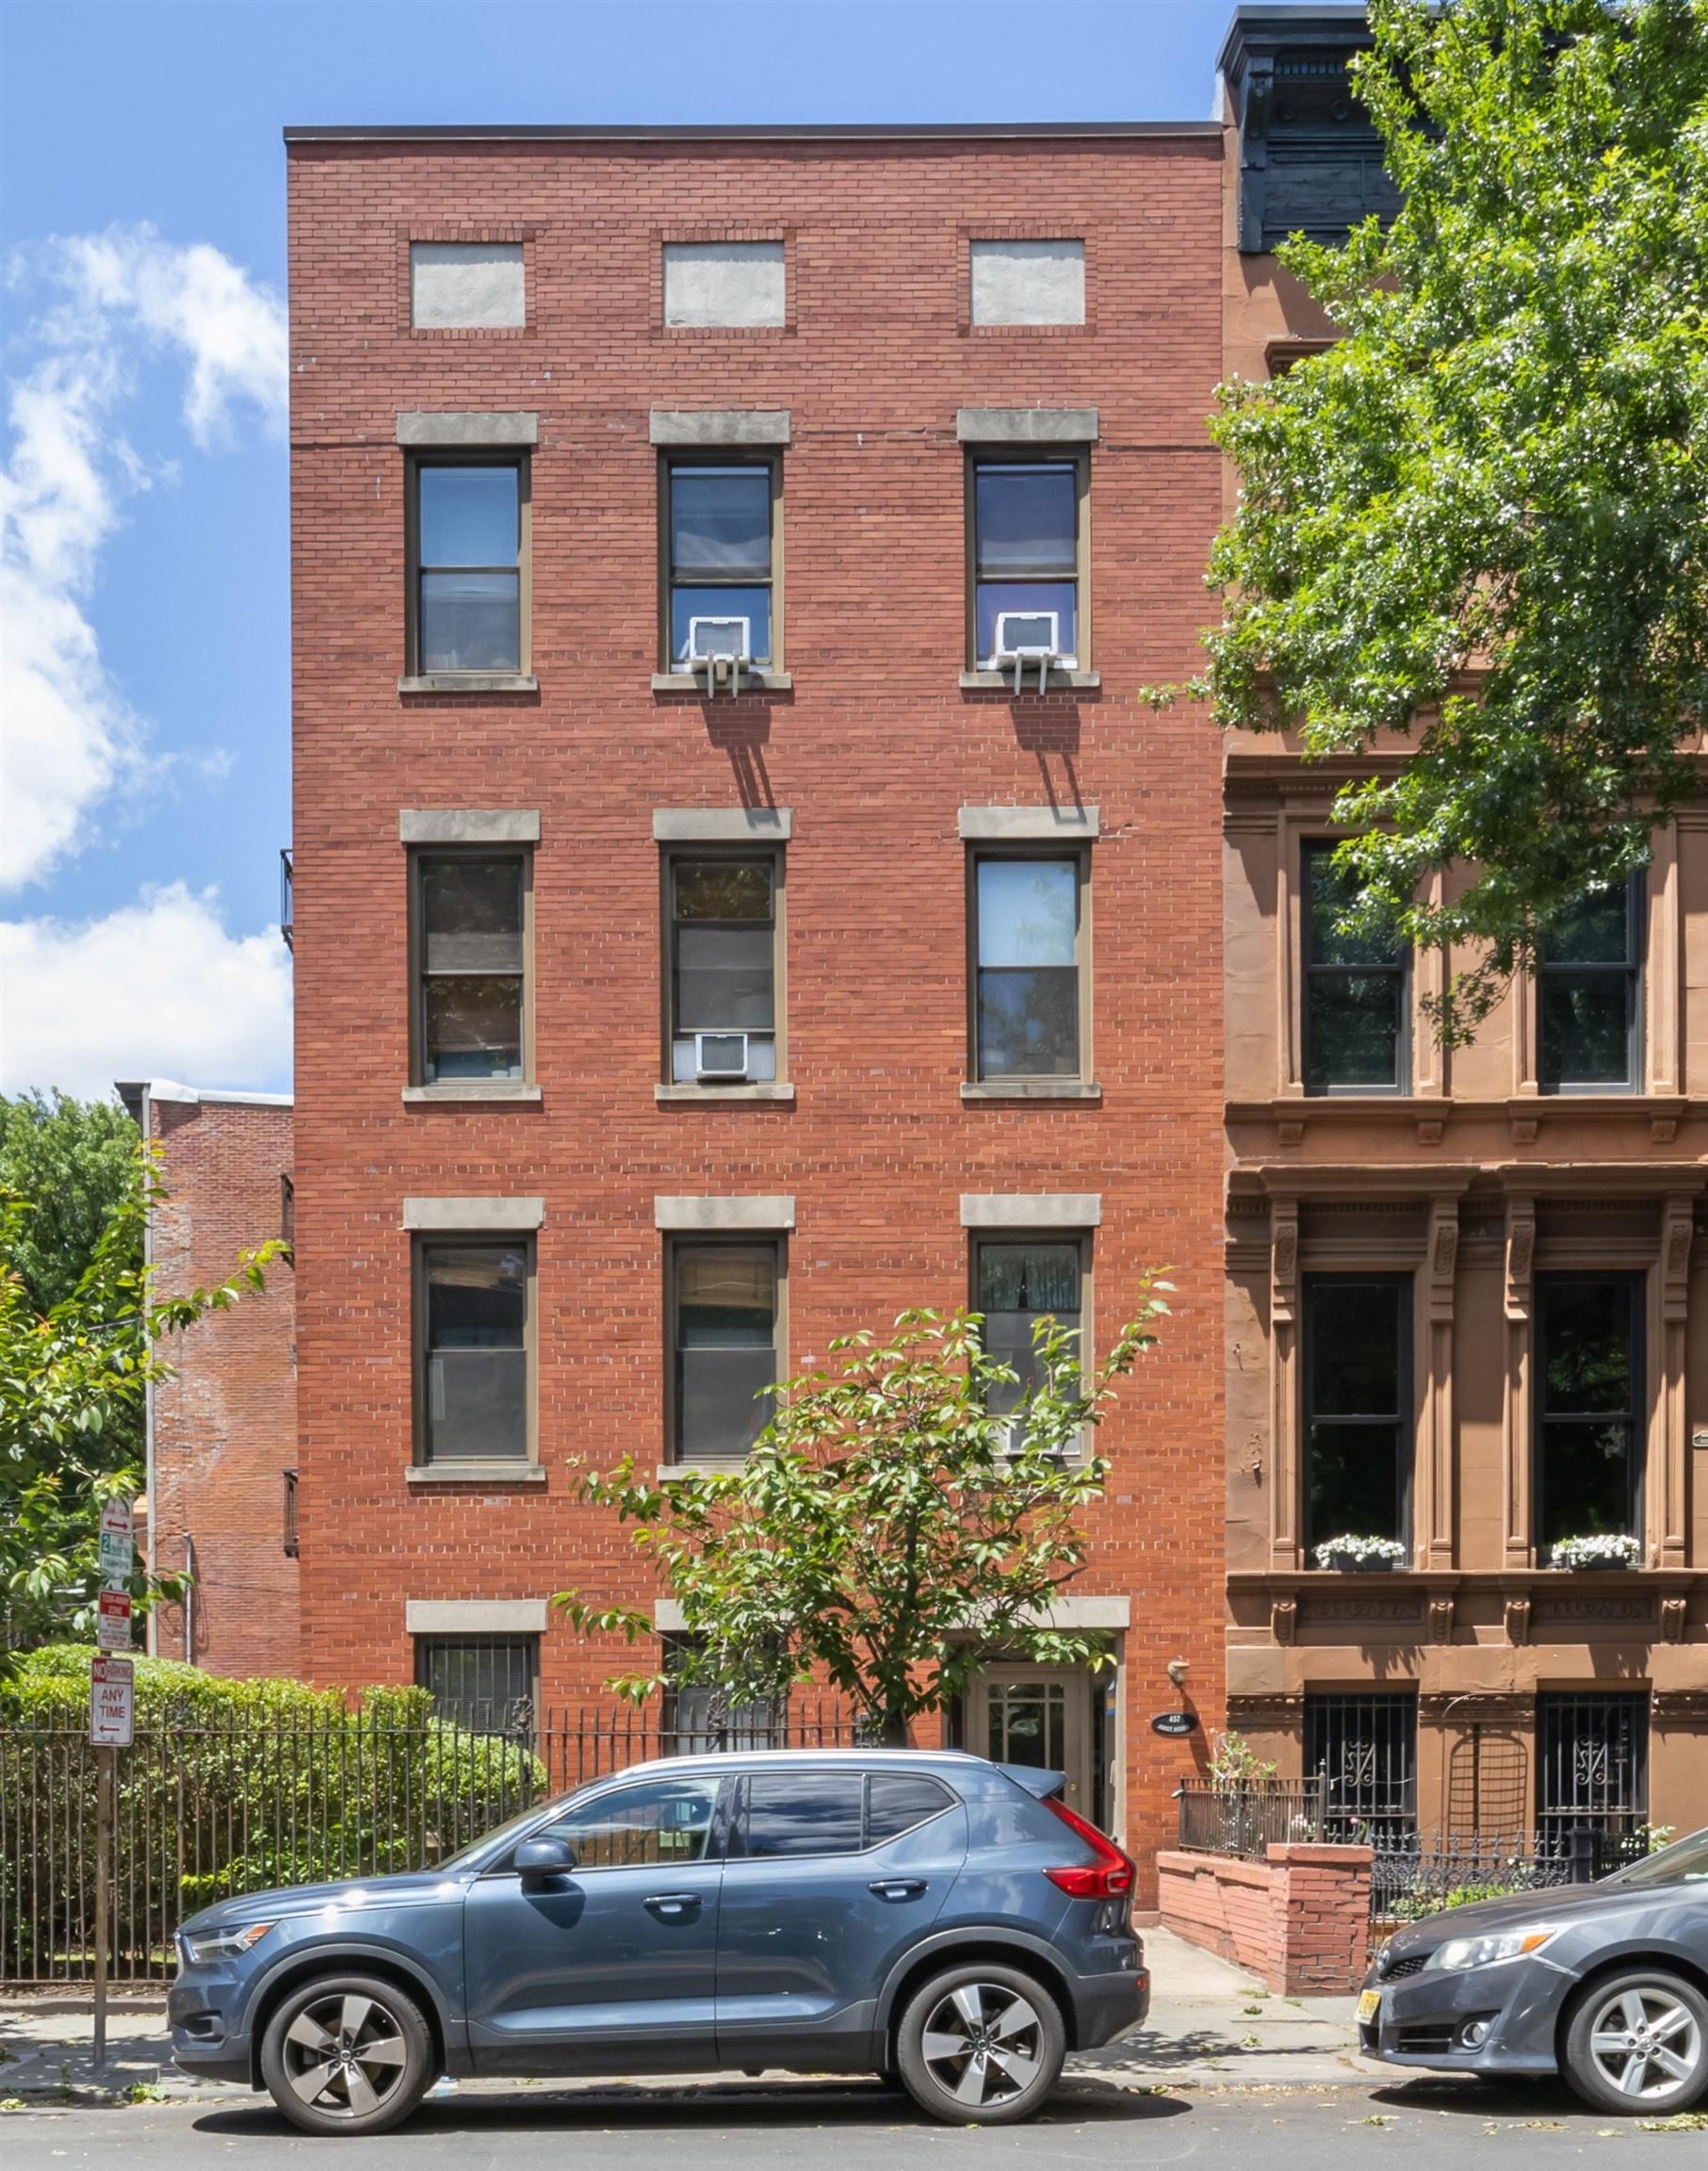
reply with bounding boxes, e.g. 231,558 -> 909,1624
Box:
895,1961 -> 1065,2125
259,1972 -> 433,2135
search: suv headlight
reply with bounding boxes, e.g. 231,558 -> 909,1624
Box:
179,1920 -> 276,1966
1423,1925 -> 1557,1972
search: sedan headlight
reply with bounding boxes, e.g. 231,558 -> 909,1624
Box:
179,1920 -> 276,1966
1423,1924 -> 1557,1972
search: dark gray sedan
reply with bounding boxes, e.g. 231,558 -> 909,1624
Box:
1360,1824 -> 1708,2114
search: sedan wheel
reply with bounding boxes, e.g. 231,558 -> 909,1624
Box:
260,1974 -> 432,2135
897,1963 -> 1065,2126
1565,1971 -> 1708,2115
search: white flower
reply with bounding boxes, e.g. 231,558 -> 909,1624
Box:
1550,1533 -> 1642,1570
1312,1534 -> 1408,1569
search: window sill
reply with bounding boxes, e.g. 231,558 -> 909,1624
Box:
656,1461 -> 749,1482
960,669 -> 1099,694
962,1081 -> 1101,1102
651,671 -> 792,695
655,1083 -> 795,1104
399,673 -> 538,695
403,1082 -> 542,1105
406,1462 -> 547,1486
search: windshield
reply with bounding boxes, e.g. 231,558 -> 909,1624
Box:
1607,1826 -> 1708,1889
434,1793 -> 570,1873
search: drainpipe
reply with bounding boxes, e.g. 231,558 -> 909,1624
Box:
116,1081 -> 159,1657
183,1534 -> 195,1664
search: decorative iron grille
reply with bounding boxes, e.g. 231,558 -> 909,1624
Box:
1537,1691 -> 1649,1854
1305,1690 -> 1418,1843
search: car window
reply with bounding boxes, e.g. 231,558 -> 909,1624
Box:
1608,1826 -> 1708,1887
743,1771 -> 866,1857
542,1774 -> 721,1869
867,1772 -> 954,1844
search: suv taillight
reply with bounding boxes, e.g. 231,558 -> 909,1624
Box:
1042,1794 -> 1135,1900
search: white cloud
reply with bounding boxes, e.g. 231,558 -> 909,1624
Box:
0,885 -> 292,1099
0,225 -> 285,890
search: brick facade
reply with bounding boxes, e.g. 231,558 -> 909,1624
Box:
285,122 -> 1230,1890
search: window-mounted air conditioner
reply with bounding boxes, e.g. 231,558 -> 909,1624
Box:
989,609 -> 1069,693
694,1031 -> 751,1082
684,615 -> 753,695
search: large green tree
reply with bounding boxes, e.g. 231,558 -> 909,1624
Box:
0,1092 -> 140,1313
1204,0 -> 1708,1040
559,1291 -> 1169,1746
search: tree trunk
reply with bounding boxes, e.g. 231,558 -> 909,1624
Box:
878,1707 -> 909,1748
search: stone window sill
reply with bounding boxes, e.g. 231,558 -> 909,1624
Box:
960,669 -> 1099,694
651,671 -> 792,695
406,1462 -> 547,1487
656,1461 -> 748,1482
403,1082 -> 543,1105
962,1081 -> 1102,1102
399,673 -> 538,695
655,1083 -> 795,1104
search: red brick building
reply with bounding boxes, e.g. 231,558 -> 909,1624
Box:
284,119 -> 1229,1885
117,1081 -> 299,1680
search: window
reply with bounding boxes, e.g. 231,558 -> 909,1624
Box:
410,242 -> 525,330
741,1771 -> 867,1857
410,459 -> 525,675
969,239 -> 1085,327
1536,1276 -> 1641,1548
975,1239 -> 1082,1417
1303,1277 -> 1410,1550
1537,1692 -> 1649,1854
1305,1691 -> 1417,1843
664,462 -> 776,669
414,851 -> 528,1083
1303,843 -> 1407,1092
662,241 -> 785,329
670,1240 -> 779,1462
661,1635 -> 779,1753
415,1634 -> 536,1732
665,854 -> 779,1084
416,1239 -> 530,1463
970,854 -> 1085,1081
1538,878 -> 1642,1090
543,1774 -> 723,1869
969,458 -> 1082,668
866,1771 -> 954,1844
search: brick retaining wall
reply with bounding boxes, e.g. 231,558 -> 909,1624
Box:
1156,1842 -> 1373,1993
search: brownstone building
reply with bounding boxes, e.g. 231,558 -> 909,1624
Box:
283,116 -> 1230,1884
1217,11 -> 1708,1845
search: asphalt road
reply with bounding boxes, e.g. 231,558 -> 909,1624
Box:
8,2075 -> 1704,2170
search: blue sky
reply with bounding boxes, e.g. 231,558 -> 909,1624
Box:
0,0 -> 1275,1099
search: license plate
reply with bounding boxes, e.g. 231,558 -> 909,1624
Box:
1357,1989 -> 1384,2027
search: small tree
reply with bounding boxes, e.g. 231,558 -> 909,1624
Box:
558,1286 -> 1169,1747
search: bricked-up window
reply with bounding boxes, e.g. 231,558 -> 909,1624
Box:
1536,1276 -> 1642,1548
970,458 -> 1083,669
975,1239 -> 1082,1418
970,853 -> 1085,1080
410,242 -> 524,331
1537,1691 -> 1650,1852
665,462 -> 776,670
1302,1276 -> 1411,1550
1305,1690 -> 1417,1843
416,1239 -> 531,1463
415,1634 -> 536,1732
1303,843 -> 1407,1092
969,239 -> 1085,328
1539,876 -> 1643,1090
670,1240 -> 779,1463
666,853 -> 779,1084
415,851 -> 529,1083
662,241 -> 785,329
411,460 -> 525,675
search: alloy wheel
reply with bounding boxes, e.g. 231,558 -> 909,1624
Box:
919,1981 -> 1045,2109
279,1990 -> 413,2119
1586,1985 -> 1704,2102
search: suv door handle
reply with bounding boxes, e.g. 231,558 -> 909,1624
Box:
643,1892 -> 703,1918
868,1879 -> 928,1902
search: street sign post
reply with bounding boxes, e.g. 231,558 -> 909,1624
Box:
97,1497 -> 134,1585
90,1496 -> 136,2075
90,1654 -> 134,1746
96,1589 -> 133,1654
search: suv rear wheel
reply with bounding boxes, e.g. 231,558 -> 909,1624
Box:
1563,1969 -> 1708,2115
895,1961 -> 1065,2126
260,1972 -> 433,2136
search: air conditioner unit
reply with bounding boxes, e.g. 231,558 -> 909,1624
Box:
684,615 -> 752,696
694,1031 -> 751,1082
990,609 -> 1066,693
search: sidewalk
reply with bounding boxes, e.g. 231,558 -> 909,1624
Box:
0,1927 -> 1380,2110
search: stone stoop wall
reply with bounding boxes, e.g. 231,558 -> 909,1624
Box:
1156,1843 -> 1373,1993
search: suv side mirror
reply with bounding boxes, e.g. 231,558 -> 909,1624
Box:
515,1835 -> 577,1888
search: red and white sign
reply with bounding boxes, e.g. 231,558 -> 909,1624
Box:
96,1589 -> 133,1654
89,1656 -> 135,1748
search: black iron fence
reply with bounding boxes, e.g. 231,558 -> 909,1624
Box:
1176,1779 -> 1327,1857
1369,1820 -> 1652,1958
0,1697 -> 854,1986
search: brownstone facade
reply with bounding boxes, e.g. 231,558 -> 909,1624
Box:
285,121 -> 1230,1888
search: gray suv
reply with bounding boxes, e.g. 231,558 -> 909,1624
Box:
171,1749 -> 1148,2133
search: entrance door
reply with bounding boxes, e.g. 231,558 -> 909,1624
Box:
970,1665 -> 1096,1820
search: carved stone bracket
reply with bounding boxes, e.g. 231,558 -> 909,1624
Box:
1504,1202 -> 1536,1321
1662,1196 -> 1694,1323
1271,1200 -> 1299,1323
1271,1596 -> 1298,1646
1504,1593 -> 1532,1647
1661,1596 -> 1688,1645
1428,1594 -> 1456,1645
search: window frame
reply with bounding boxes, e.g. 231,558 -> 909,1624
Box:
1301,841 -> 1409,1096
966,844 -> 1092,1086
1533,1271 -> 1645,1549
1537,874 -> 1645,1095
658,844 -> 787,1089
729,1768 -> 956,1861
658,451 -> 784,677
407,844 -> 535,1088
663,1232 -> 787,1468
403,449 -> 532,681
968,1229 -> 1093,1449
414,1632 -> 539,1732
963,448 -> 1090,675
412,1232 -> 537,1470
1300,1272 -> 1414,1555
